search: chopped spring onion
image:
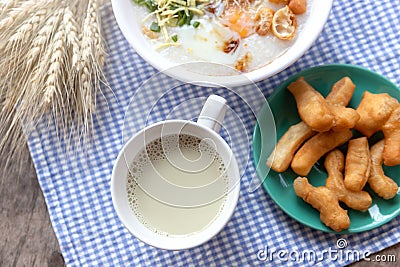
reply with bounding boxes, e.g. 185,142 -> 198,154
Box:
134,0 -> 209,44
186,12 -> 194,25
150,22 -> 161,32
177,11 -> 187,27
134,0 -> 157,12
171,35 -> 178,42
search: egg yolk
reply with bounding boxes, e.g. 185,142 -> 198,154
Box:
221,9 -> 256,38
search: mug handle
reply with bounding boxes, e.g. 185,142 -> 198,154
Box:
197,95 -> 227,133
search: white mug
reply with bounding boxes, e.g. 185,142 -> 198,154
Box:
111,95 -> 240,250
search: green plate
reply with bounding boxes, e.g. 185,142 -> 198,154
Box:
253,64 -> 400,233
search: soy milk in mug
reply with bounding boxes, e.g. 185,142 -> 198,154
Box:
127,134 -> 229,236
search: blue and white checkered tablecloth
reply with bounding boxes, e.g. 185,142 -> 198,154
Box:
27,1 -> 400,266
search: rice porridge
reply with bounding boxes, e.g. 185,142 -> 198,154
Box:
131,0 -> 312,72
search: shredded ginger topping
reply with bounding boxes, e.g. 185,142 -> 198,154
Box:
135,0 -> 211,47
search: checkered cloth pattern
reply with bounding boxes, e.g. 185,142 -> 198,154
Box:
28,1 -> 400,266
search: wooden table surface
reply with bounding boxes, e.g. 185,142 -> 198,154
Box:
0,145 -> 398,266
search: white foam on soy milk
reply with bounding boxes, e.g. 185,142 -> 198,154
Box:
127,134 -> 229,236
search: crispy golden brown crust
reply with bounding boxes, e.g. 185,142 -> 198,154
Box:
268,0 -> 289,5
327,77 -> 360,131
291,129 -> 352,176
344,137 -> 371,192
293,177 -> 350,232
355,91 -> 399,137
254,6 -> 274,36
287,77 -> 334,132
268,77 -> 359,173
325,150 -> 372,211
326,77 -> 356,106
271,5 -> 297,40
267,121 -> 315,172
328,104 -> 360,131
369,140 -> 399,199
288,0 -> 307,15
382,106 -> 400,166
267,74 -> 400,232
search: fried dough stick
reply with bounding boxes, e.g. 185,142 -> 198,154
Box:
325,150 -> 372,211
267,77 -> 357,172
326,77 -> 359,131
287,77 -> 334,132
294,177 -> 350,232
326,77 -> 356,106
382,106 -> 400,166
344,137 -> 371,192
328,104 -> 360,131
291,129 -> 352,176
355,91 -> 399,137
369,140 -> 399,199
267,122 -> 315,172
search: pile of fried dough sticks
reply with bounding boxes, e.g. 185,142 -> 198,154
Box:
267,76 -> 399,232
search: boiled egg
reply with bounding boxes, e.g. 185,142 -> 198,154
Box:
178,18 -> 242,65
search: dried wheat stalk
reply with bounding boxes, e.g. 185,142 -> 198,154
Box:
0,0 -> 108,171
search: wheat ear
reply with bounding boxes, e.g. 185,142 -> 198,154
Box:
25,7 -> 63,69
63,6 -> 80,72
7,5 -> 51,46
0,0 -> 109,173
0,1 -> 43,33
1,3 -> 53,85
75,0 -> 104,136
43,17 -> 66,106
0,0 -> 20,19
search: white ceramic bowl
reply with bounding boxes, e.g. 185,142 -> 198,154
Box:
111,0 -> 333,87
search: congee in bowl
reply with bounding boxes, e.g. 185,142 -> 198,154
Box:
112,0 -> 333,86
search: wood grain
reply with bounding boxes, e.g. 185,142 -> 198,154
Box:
0,145 -> 65,267
0,144 -> 398,266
